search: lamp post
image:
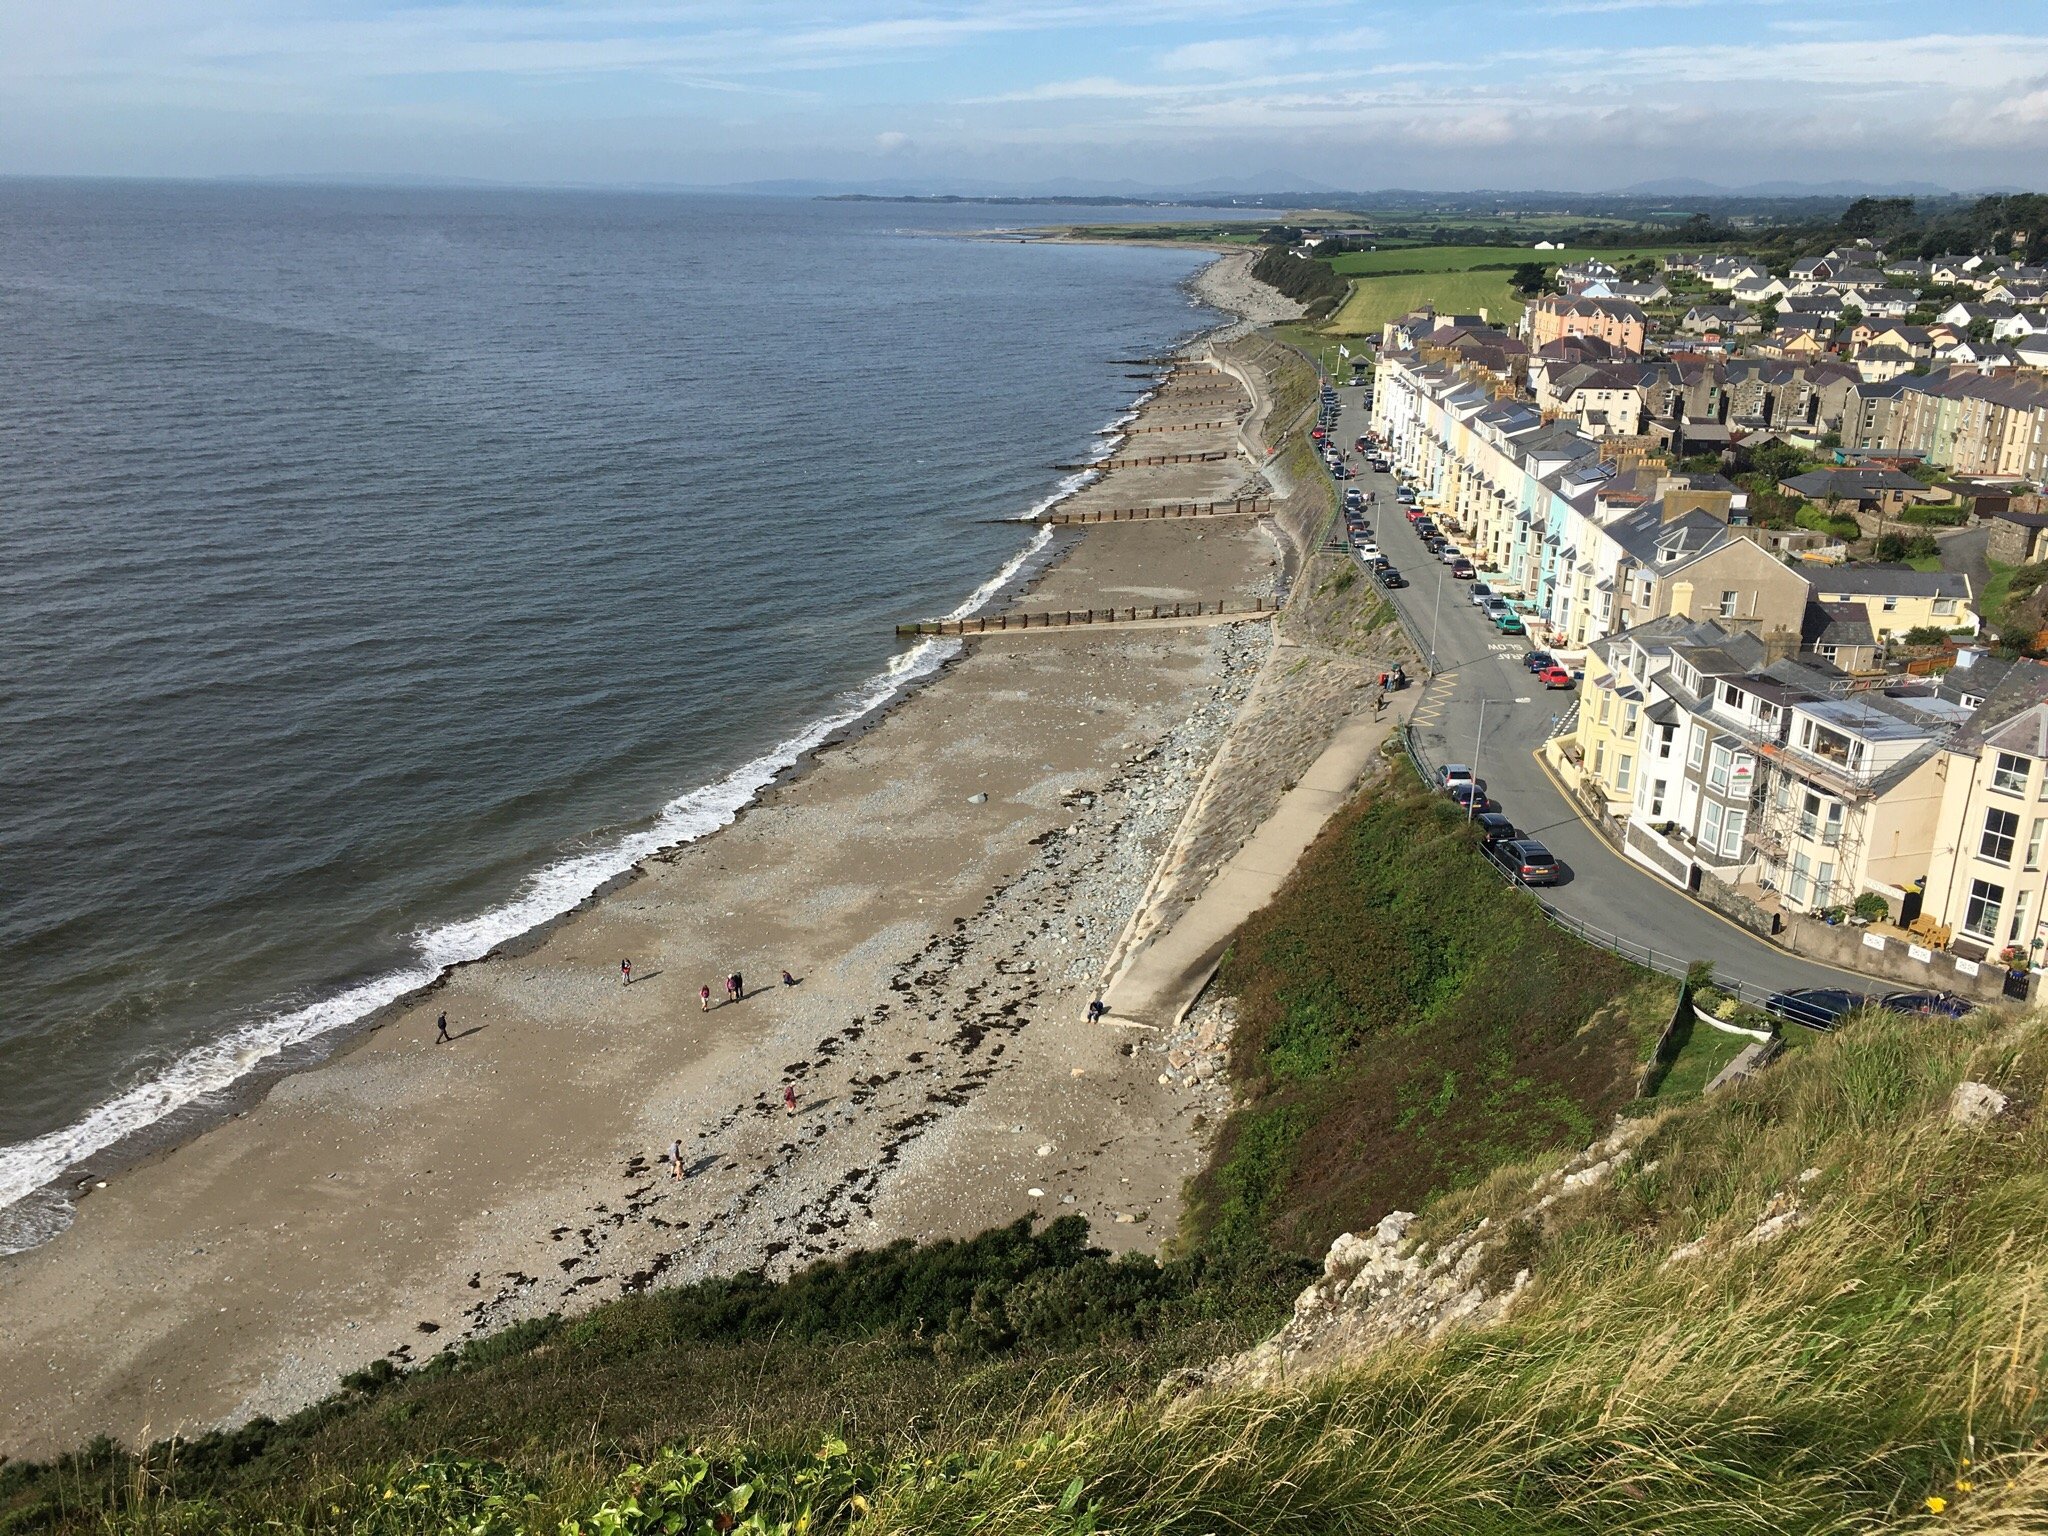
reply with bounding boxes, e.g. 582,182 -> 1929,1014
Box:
1430,571 -> 1443,674
1471,698 -> 1488,822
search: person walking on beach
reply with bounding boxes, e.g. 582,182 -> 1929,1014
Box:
783,1084 -> 799,1116
700,984 -> 713,1012
781,969 -> 797,988
435,1012 -> 452,1044
670,1138 -> 684,1179
621,958 -> 633,987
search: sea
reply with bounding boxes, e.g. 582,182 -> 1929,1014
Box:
0,180 -> 1237,1249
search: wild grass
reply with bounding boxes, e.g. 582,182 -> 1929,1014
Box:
1323,270 -> 1527,337
1324,244 -> 1678,277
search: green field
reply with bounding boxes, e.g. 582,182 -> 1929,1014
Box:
1325,243 -> 1679,276
1324,269 -> 1527,337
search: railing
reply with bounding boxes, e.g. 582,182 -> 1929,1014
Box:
1391,724 -> 1833,1030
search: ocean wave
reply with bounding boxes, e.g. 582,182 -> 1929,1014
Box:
0,514 -> 1067,1245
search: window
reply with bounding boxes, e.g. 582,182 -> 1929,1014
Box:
1789,851 -> 1812,905
1624,702 -> 1639,738
1983,807 -> 2020,863
1657,723 -> 1676,759
1934,598 -> 1956,616
2013,889 -> 2035,947
1616,753 -> 1633,792
1598,693 -> 1610,724
1688,729 -> 1706,770
1995,752 -> 2033,795
1718,589 -> 1740,618
1722,808 -> 1748,859
1650,779 -> 1669,818
1817,862 -> 1836,903
1593,741 -> 1606,776
1708,741 -> 1733,793
1965,878 -> 2007,940
1881,595 -> 1899,612
2027,818 -> 2046,871
1702,799 -> 1725,852
1720,681 -> 1743,711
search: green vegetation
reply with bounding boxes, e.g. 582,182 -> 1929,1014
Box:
1250,242 -> 1347,322
1185,766 -> 1667,1260
1872,532 -> 1940,565
1324,243 -> 1676,277
1325,270 -> 1525,338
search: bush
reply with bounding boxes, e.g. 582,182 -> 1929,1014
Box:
1900,625 -> 1952,647
1872,531 -> 1938,563
1898,501 -> 1969,526
1794,504 -> 1860,540
1852,892 -> 1889,922
1251,243 -> 1348,309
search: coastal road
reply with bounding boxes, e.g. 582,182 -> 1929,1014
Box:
1325,381 -> 1875,1000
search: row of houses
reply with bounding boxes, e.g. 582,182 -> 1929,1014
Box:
1559,613 -> 2048,970
1368,349 -> 1978,656
1838,368 -> 2048,481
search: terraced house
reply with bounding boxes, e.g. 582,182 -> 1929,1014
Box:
1562,617 -> 1964,919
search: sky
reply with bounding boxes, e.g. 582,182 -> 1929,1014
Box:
3,0 -> 2046,193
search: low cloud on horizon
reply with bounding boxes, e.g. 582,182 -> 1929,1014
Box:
1,0 -> 2043,194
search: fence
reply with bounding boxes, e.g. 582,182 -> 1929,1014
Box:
1390,724 -> 1839,1031
896,598 -> 1278,637
1053,450 -> 1229,471
1045,498 -> 1270,525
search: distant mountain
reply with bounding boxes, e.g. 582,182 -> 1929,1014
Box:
1615,177 -> 1956,198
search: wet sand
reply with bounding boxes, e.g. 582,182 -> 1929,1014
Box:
0,317 -> 1310,1457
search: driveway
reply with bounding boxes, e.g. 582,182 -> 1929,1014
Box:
1326,382 -> 1876,999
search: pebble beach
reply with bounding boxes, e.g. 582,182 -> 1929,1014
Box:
0,253 -> 1340,1457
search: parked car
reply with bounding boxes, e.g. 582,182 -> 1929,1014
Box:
1354,541 -> 1380,560
1488,838 -> 1561,885
1766,987 -> 1869,1030
1450,558 -> 1476,579
1523,651 -> 1557,673
1441,548 -> 1465,567
1434,763 -> 1476,791
1354,436 -> 1370,453
1880,990 -> 1972,1019
1406,507 -> 1428,523
1447,782 -> 1495,814
1472,811 -> 1518,847
1537,665 -> 1576,689
1469,582 -> 1494,607
1495,610 -> 1526,634
1376,566 -> 1407,588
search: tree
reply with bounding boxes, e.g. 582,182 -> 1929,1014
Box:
1509,262 -> 1551,296
1968,317 -> 1995,346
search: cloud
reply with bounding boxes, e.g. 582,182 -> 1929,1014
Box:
876,129 -> 913,152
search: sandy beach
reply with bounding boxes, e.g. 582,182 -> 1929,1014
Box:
0,256 -> 1382,1459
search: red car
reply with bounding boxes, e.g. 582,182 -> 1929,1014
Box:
1405,506 -> 1428,522
1538,665 -> 1576,689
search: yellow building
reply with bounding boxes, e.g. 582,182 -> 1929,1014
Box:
1921,661 -> 2048,964
1811,566 -> 1978,644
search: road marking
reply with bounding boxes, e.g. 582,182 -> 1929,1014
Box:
1515,696 -> 1532,704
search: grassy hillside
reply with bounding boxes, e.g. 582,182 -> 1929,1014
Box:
1324,243 -> 1678,276
1324,270 -> 1526,338
1183,763 -> 1669,1259
9,767 -> 2046,1534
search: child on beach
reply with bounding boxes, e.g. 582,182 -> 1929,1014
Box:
781,969 -> 797,987
700,985 -> 712,1012
621,958 -> 633,987
670,1138 -> 683,1178
783,1084 -> 798,1116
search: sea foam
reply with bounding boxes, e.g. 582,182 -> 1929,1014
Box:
0,516 -> 1066,1247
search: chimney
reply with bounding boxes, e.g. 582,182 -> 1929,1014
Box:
1762,628 -> 1799,665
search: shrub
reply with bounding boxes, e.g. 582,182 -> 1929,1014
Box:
1900,625 -> 1951,647
1852,891 -> 1889,922
1872,531 -> 1938,563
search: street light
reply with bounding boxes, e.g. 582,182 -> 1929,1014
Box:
1430,570 -> 1443,673
1471,698 -> 1488,822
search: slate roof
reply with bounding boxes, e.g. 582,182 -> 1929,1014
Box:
1814,564 -> 1973,600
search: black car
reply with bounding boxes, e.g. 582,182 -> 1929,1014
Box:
1376,566 -> 1408,589
1523,650 -> 1557,673
1446,781 -> 1494,814
1487,837 -> 1560,885
1766,987 -> 1870,1030
1472,811 -> 1518,847
1880,990 -> 1972,1019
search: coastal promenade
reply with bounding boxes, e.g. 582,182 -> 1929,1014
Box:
0,294 -> 1358,1458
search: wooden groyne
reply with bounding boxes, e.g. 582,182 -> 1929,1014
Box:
1045,498 -> 1270,525
897,598 -> 1277,636
1053,449 -> 1229,471
1122,419 -> 1239,434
